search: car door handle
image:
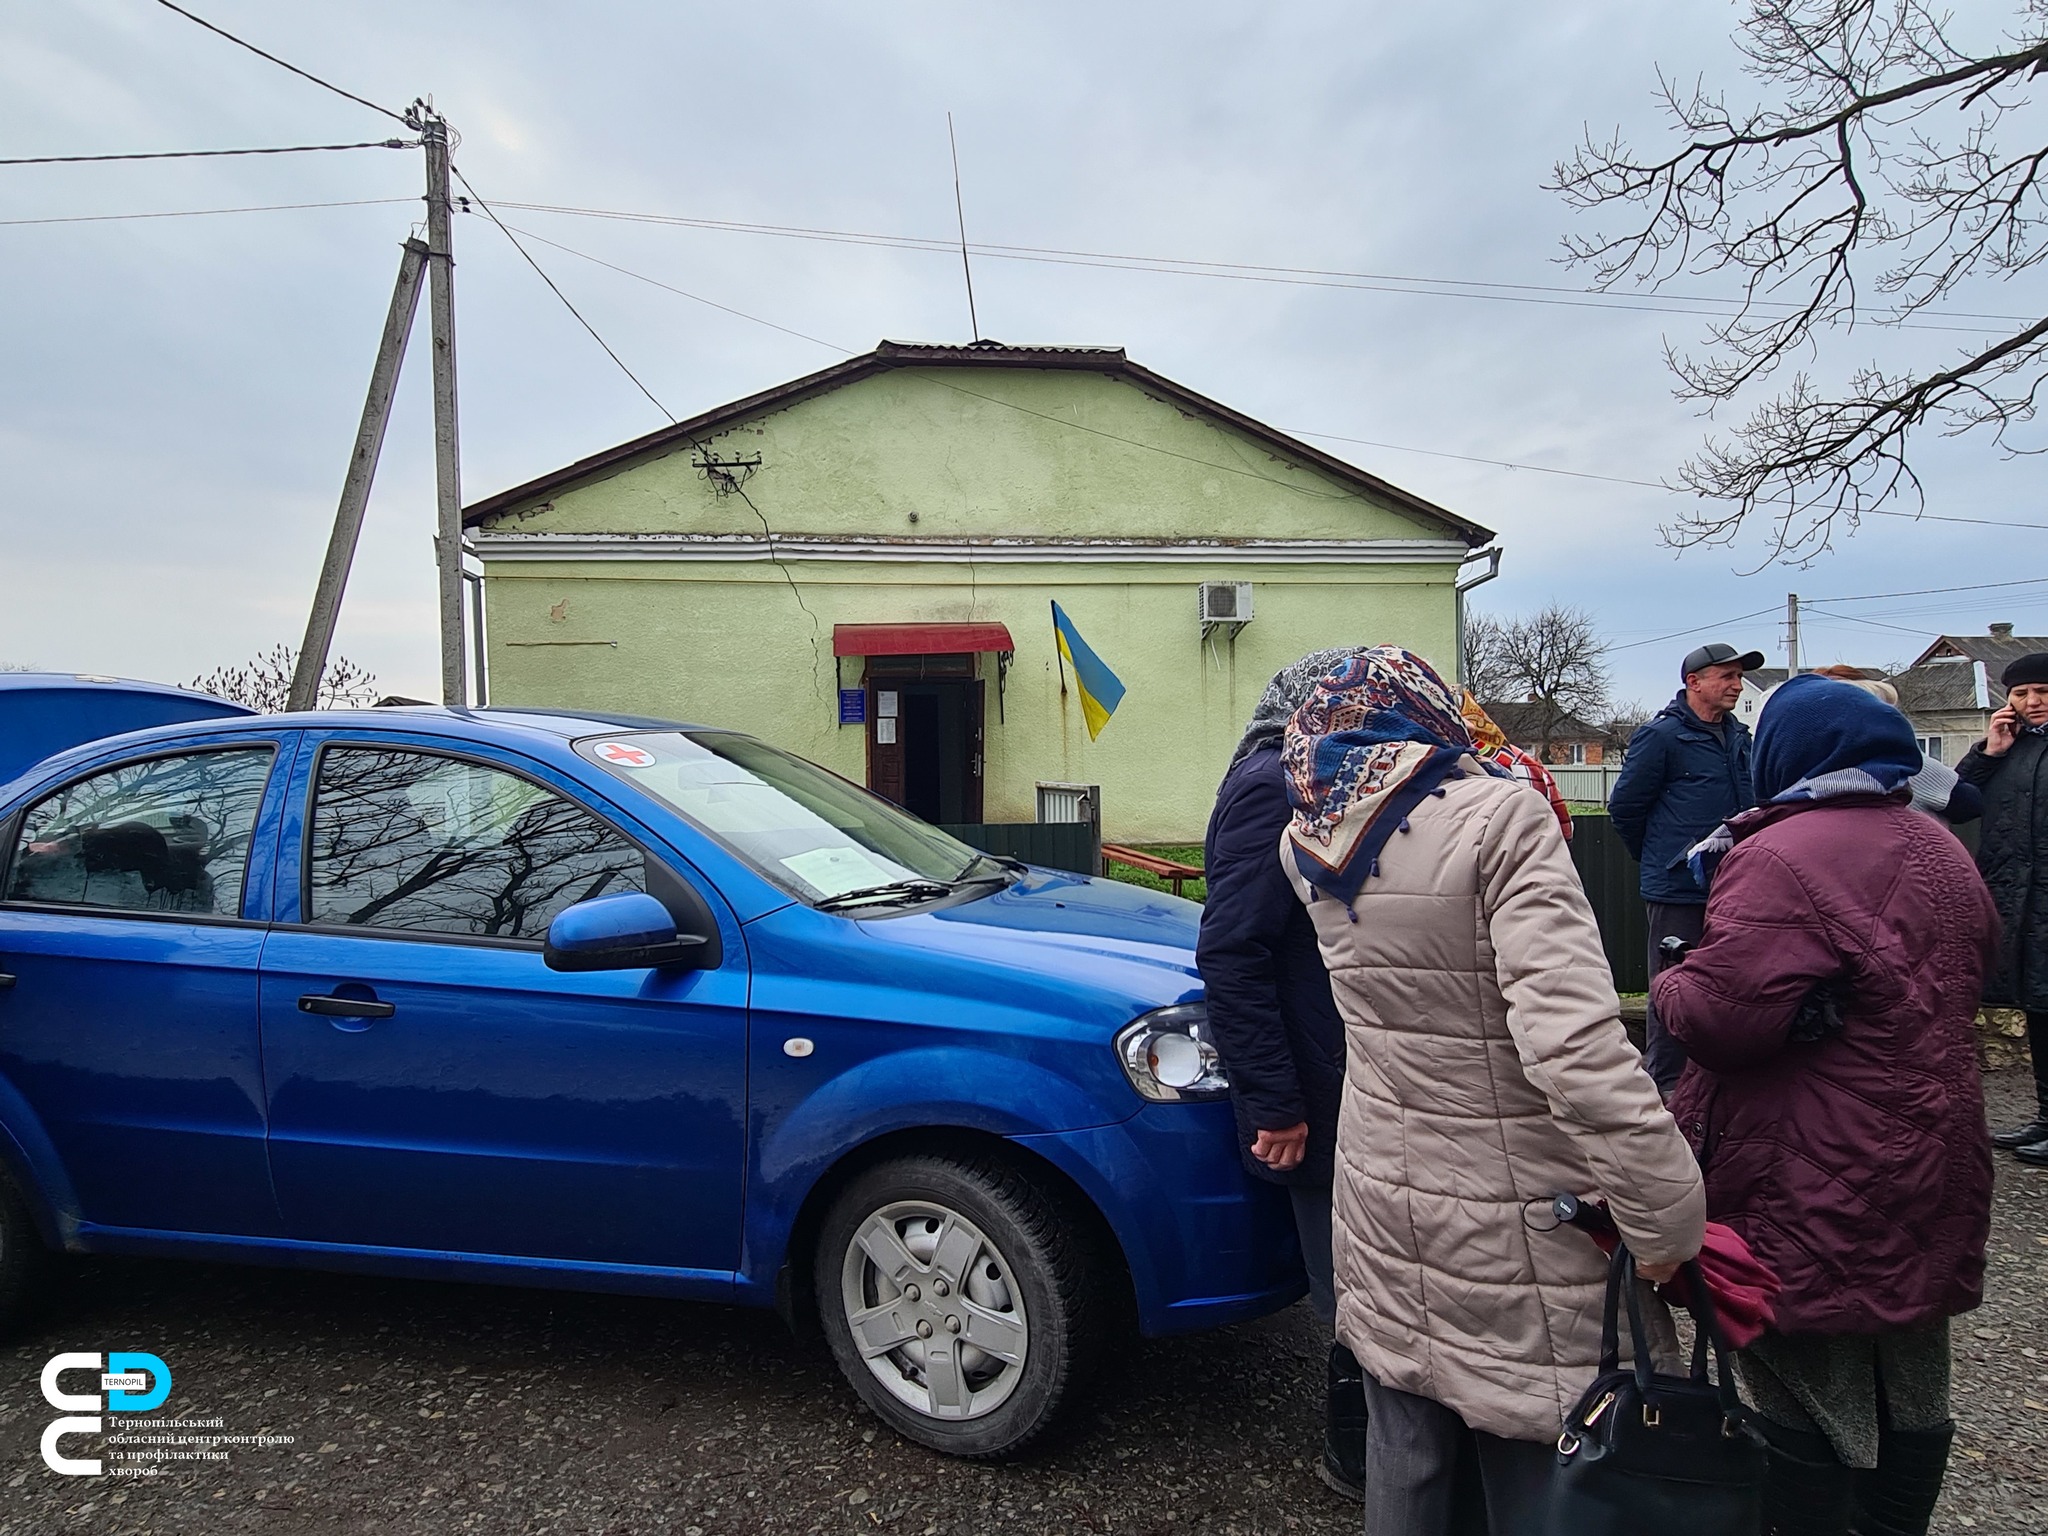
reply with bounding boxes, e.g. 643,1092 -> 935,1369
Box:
0,971 -> 14,990
298,993 -> 395,1019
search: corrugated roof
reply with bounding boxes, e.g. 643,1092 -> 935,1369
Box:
1892,657 -> 1994,714
462,339 -> 1494,545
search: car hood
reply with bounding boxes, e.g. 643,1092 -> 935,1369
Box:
855,865 -> 1203,1015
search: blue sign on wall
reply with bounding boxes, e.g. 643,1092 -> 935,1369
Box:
838,688 -> 867,725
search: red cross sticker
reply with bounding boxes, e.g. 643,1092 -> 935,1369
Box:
594,741 -> 656,768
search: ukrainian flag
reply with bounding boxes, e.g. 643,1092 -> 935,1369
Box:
1051,601 -> 1127,740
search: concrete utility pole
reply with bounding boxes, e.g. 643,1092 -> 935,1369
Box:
288,239 -> 430,713
420,108 -> 467,707
1786,592 -> 1802,675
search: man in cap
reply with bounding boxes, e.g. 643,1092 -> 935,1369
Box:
1960,651 -> 2048,1162
1608,641 -> 1764,1094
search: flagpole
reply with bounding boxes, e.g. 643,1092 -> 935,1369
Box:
1050,600 -> 1069,695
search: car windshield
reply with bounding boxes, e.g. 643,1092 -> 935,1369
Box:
576,730 -> 992,905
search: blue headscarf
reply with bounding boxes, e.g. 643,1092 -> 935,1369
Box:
1752,673 -> 1921,804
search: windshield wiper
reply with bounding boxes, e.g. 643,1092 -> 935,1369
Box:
814,879 -> 957,912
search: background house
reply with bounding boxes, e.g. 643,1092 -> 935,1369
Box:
1891,622 -> 2040,763
466,341 -> 1495,843
1478,700 -> 1616,765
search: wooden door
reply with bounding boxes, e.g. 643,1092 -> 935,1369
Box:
867,678 -> 905,806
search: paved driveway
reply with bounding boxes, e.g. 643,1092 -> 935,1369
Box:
2,1072 -> 2043,1535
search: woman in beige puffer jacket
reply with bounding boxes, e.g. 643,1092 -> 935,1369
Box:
1280,648 -> 1705,1532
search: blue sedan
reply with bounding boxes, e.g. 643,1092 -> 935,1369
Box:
0,702 -> 1302,1457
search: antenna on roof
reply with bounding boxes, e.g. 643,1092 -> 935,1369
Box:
947,112 -> 981,341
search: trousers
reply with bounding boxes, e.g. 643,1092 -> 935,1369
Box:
1643,900 -> 1706,1095
1360,1371 -> 1554,1535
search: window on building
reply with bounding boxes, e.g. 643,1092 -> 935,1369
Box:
1917,735 -> 1943,763
5,748 -> 274,917
1564,741 -> 1588,765
307,748 -> 645,940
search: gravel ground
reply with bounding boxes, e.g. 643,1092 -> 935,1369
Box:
2,1071 -> 2044,1535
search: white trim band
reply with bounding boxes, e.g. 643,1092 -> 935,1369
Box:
470,532 -> 1473,565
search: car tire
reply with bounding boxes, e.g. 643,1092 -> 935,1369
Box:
0,1169 -> 55,1340
815,1151 -> 1105,1460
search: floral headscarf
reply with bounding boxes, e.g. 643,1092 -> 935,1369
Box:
1282,647 -> 1502,906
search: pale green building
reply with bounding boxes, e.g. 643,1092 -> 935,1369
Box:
465,342 -> 1496,844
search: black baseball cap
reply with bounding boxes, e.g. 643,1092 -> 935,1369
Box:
1681,642 -> 1767,679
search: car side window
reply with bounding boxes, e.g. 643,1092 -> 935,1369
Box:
4,748 -> 274,918
307,747 -> 645,941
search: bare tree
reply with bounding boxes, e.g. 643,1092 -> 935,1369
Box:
1485,606 -> 1615,753
1600,698 -> 1655,750
1462,611 -> 1517,701
193,645 -> 378,713
1554,0 -> 2048,561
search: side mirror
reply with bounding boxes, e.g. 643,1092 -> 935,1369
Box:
544,891 -> 708,973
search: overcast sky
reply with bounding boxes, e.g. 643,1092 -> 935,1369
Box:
5,0 -> 2044,711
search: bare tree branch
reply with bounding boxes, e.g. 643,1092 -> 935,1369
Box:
1553,0 -> 2048,559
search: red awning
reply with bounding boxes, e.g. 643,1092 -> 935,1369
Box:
831,622 -> 1015,658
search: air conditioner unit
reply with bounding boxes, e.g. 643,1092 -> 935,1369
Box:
1198,581 -> 1254,625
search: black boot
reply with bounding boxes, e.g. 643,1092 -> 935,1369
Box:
1318,1342 -> 1368,1503
1850,1420 -> 1954,1536
2016,1140 -> 2048,1166
1759,1418 -> 1857,1536
1991,1118 -> 2048,1149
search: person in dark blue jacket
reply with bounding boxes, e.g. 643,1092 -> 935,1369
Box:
1607,640 -> 1761,1094
1199,647 -> 1366,1502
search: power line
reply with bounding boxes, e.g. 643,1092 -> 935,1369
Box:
1608,605 -> 1783,652
456,168 -> 828,671
0,197 -> 415,227
151,0 -> 410,125
1808,574 -> 2048,603
1799,605 -> 1946,638
486,220 -> 852,354
452,170 -> 674,423
484,196 -> 2028,335
0,139 -> 413,166
1286,429 -> 1672,491
1864,507 -> 2048,532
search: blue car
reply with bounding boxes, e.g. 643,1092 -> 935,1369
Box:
0,700 -> 1301,1457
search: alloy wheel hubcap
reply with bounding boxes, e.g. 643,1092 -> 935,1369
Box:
840,1200 -> 1029,1421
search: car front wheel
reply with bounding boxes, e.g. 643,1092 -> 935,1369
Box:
815,1152 -> 1105,1459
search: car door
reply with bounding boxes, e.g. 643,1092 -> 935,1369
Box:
258,734 -> 747,1276
0,737 -> 289,1236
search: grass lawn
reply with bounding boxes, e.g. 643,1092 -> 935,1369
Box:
1101,842 -> 1207,903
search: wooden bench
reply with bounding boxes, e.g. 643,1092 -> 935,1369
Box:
1101,843 -> 1205,898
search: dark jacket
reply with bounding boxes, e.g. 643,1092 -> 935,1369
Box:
1958,725 -> 2048,1009
1196,746 -> 1345,1186
1655,795 -> 1999,1336
1609,692 -> 1755,903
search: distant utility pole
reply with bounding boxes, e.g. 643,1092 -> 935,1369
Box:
288,238 -> 430,712
1785,592 -> 1801,675
418,105 -> 467,707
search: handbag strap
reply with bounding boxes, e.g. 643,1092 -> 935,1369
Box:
1597,1241 -> 1628,1373
1605,1246 -> 1746,1417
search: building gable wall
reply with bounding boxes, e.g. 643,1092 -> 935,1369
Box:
473,366 -> 1440,545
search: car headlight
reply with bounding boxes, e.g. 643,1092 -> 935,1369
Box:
1115,1002 -> 1229,1103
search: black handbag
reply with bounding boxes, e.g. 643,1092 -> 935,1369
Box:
1545,1245 -> 1766,1534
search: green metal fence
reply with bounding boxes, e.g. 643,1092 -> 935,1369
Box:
941,822 -> 1102,878
1568,816 -> 1649,993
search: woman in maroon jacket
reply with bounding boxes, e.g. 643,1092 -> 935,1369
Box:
1653,674 -> 2000,1536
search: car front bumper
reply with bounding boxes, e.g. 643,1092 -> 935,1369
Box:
1014,1099 -> 1306,1337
